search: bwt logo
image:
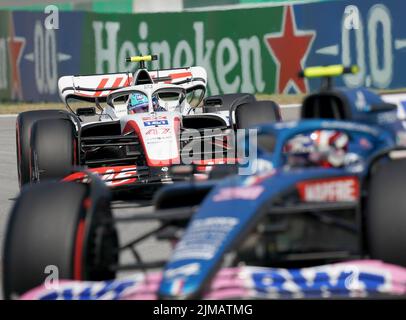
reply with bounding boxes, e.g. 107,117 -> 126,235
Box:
344,5 -> 360,30
44,5 -> 59,30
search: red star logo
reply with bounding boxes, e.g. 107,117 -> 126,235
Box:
7,17 -> 25,100
264,6 -> 315,94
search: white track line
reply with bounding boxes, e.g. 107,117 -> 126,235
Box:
281,104 -> 301,109
0,114 -> 17,118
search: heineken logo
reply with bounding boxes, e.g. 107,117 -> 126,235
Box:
0,16 -> 25,99
264,6 -> 315,94
1,1 -> 403,102
92,5 -> 315,95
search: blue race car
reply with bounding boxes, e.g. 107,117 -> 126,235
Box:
3,65 -> 406,299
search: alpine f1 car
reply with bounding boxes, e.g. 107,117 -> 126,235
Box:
4,65 -> 406,299
16,55 -> 280,193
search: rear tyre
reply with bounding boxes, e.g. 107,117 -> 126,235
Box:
30,118 -> 77,183
234,100 -> 281,129
16,110 -> 69,187
3,181 -> 118,299
366,159 -> 406,266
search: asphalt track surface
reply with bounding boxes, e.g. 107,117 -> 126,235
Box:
0,106 -> 300,299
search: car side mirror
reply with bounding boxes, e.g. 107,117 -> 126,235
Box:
370,103 -> 397,112
76,107 -> 96,116
204,97 -> 222,106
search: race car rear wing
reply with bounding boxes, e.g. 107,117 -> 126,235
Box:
58,66 -> 207,103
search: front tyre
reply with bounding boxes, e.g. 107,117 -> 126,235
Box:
30,118 -> 77,183
16,110 -> 69,187
2,181 -> 118,299
366,159 -> 406,266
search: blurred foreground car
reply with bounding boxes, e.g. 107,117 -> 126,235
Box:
4,65 -> 406,299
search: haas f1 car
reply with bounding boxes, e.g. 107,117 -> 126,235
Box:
4,65 -> 406,299
15,55 -> 280,193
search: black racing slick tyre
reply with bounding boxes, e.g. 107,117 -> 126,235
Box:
2,181 -> 118,299
234,100 -> 281,129
30,118 -> 77,183
366,159 -> 406,267
16,110 -> 69,188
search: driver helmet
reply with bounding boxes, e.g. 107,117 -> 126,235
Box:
128,93 -> 149,114
285,130 -> 349,168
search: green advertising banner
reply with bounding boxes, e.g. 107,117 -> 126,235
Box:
3,1 -> 406,102
0,11 -> 11,100
82,8 -> 283,96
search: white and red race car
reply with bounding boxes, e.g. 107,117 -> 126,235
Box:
16,55 -> 280,194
